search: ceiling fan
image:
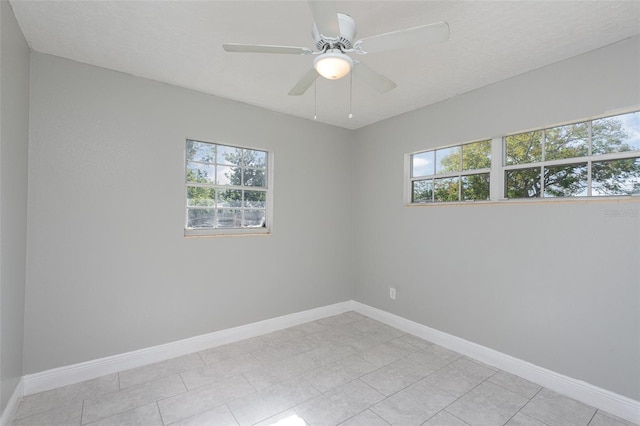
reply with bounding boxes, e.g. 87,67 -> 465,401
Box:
223,1 -> 449,96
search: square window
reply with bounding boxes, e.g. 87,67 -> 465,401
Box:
185,140 -> 270,235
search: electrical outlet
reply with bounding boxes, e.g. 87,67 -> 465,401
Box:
389,287 -> 396,300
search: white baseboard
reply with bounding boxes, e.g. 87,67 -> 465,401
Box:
351,301 -> 640,424
23,301 -> 353,396
19,299 -> 639,424
1,377 -> 23,426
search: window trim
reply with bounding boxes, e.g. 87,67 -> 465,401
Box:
184,139 -> 274,237
406,109 -> 640,205
407,139 -> 493,203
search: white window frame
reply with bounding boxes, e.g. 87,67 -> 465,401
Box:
502,120 -> 640,199
406,109 -> 640,205
184,139 -> 274,237
407,139 -> 493,204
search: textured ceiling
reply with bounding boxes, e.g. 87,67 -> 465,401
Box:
9,0 -> 640,130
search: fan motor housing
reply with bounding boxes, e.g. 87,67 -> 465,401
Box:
312,13 -> 357,51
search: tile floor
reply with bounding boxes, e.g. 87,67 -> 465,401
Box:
11,311 -> 639,426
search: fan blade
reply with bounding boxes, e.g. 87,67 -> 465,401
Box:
223,43 -> 312,55
288,68 -> 320,96
353,61 -> 397,93
308,1 -> 339,39
355,21 -> 449,54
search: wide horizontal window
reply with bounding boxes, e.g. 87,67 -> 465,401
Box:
185,139 -> 271,236
504,111 -> 640,199
407,110 -> 640,204
411,139 -> 491,203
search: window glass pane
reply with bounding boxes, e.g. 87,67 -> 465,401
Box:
462,140 -> 491,171
592,111 -> 640,154
186,162 -> 215,184
185,139 -> 270,232
216,209 -> 242,228
243,169 -> 266,187
436,146 -> 461,174
592,158 -> 640,196
543,163 -> 587,197
412,152 -> 434,177
545,123 -> 589,160
217,145 -> 243,165
186,140 -> 215,163
461,173 -> 490,200
434,177 -> 459,202
244,190 -> 266,208
187,209 -> 215,228
505,131 -> 543,165
218,189 -> 242,207
217,165 -> 241,185
412,180 -> 433,203
505,167 -> 541,198
243,210 -> 266,227
244,149 -> 267,168
187,186 -> 215,207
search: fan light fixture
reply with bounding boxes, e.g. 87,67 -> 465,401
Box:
313,50 -> 353,80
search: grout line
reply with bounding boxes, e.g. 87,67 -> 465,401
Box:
443,410 -> 473,425
155,401 -> 167,426
225,403 -> 241,426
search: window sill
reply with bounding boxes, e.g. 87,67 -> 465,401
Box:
406,194 -> 640,208
184,227 -> 271,238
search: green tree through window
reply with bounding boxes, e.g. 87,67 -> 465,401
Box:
185,140 -> 269,233
410,111 -> 640,203
504,114 -> 640,198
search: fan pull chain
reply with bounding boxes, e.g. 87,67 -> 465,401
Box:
348,71 -> 353,119
314,81 -> 317,120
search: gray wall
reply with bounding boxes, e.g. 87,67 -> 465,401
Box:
352,36 -> 640,400
21,34 -> 640,403
24,53 -> 354,374
0,0 -> 30,414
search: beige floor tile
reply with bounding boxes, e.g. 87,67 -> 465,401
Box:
84,403 -> 162,426
82,375 -> 185,424
520,388 -> 597,426
118,354 -> 204,389
295,380 -> 385,426
157,374 -> 254,425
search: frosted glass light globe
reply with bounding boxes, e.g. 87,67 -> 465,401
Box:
314,51 -> 353,80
